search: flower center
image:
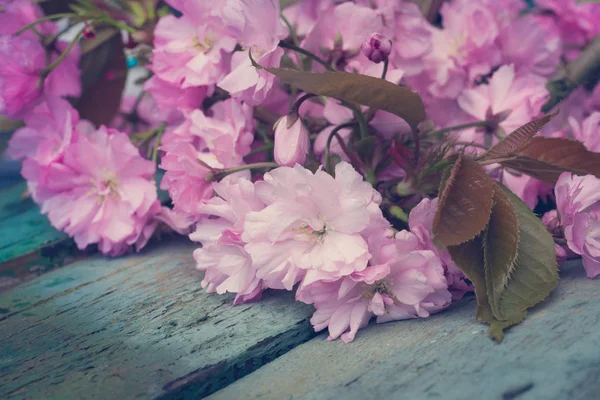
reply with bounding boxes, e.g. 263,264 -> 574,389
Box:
88,171 -> 119,202
193,34 -> 214,53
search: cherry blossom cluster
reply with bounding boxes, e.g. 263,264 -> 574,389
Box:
2,0 -> 600,341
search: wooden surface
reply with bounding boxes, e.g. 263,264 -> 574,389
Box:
209,259 -> 600,400
0,183 -> 78,292
0,238 -> 316,399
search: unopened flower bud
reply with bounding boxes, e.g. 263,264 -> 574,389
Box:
273,114 -> 310,167
83,23 -> 96,39
361,33 -> 392,64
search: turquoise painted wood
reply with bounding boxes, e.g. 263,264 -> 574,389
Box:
0,183 -> 76,290
209,259 -> 600,400
0,238 -> 316,399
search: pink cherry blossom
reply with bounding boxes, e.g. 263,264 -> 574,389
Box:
159,98 -> 254,217
243,162 -> 386,290
555,172 -> 600,278
0,34 -> 82,120
7,97 -> 79,164
24,127 -> 161,256
458,65 -> 548,135
151,1 -> 238,88
218,0 -> 288,104
190,176 -> 268,304
301,230 -> 452,343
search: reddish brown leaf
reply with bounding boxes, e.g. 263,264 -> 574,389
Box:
433,155 -> 495,247
76,28 -> 126,127
262,67 -> 425,132
500,137 -> 600,184
447,183 -> 557,343
481,109 -> 559,162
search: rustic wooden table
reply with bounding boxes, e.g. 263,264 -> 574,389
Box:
0,182 -> 599,400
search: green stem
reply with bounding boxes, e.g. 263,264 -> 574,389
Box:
244,143 -> 274,159
100,16 -> 136,34
280,14 -> 299,47
292,93 -> 317,114
381,59 -> 389,80
15,13 -> 77,35
278,41 -> 334,72
151,124 -> 167,163
41,29 -> 83,78
432,121 -> 494,136
208,162 -> 280,182
325,122 -> 357,174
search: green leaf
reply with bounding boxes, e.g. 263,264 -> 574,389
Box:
447,183 -> 558,342
261,67 -> 425,132
499,137 -> 600,184
433,155 -> 495,247
483,187 -> 519,318
481,110 -> 559,163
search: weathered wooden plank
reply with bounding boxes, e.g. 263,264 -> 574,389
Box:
0,238 -> 316,399
209,259 -> 600,400
0,183 -> 77,292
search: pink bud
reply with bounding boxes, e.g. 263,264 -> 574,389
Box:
361,33 -> 392,64
273,114 -> 310,167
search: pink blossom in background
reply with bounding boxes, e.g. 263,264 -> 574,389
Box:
300,229 -> 452,343
151,1 -> 237,88
111,93 -> 184,133
0,0 -> 57,38
555,173 -> 600,278
143,75 -> 210,114
568,112 -> 600,152
359,0 -> 432,75
497,14 -> 561,77
7,97 -> 79,164
281,0 -> 334,37
0,35 -> 45,119
218,0 -> 288,104
301,2 -> 383,70
44,40 -> 82,100
536,0 -> 600,59
25,127 -> 161,256
416,0 -> 501,98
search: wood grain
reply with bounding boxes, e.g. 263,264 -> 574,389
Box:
209,259 -> 600,400
0,239 -> 315,399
